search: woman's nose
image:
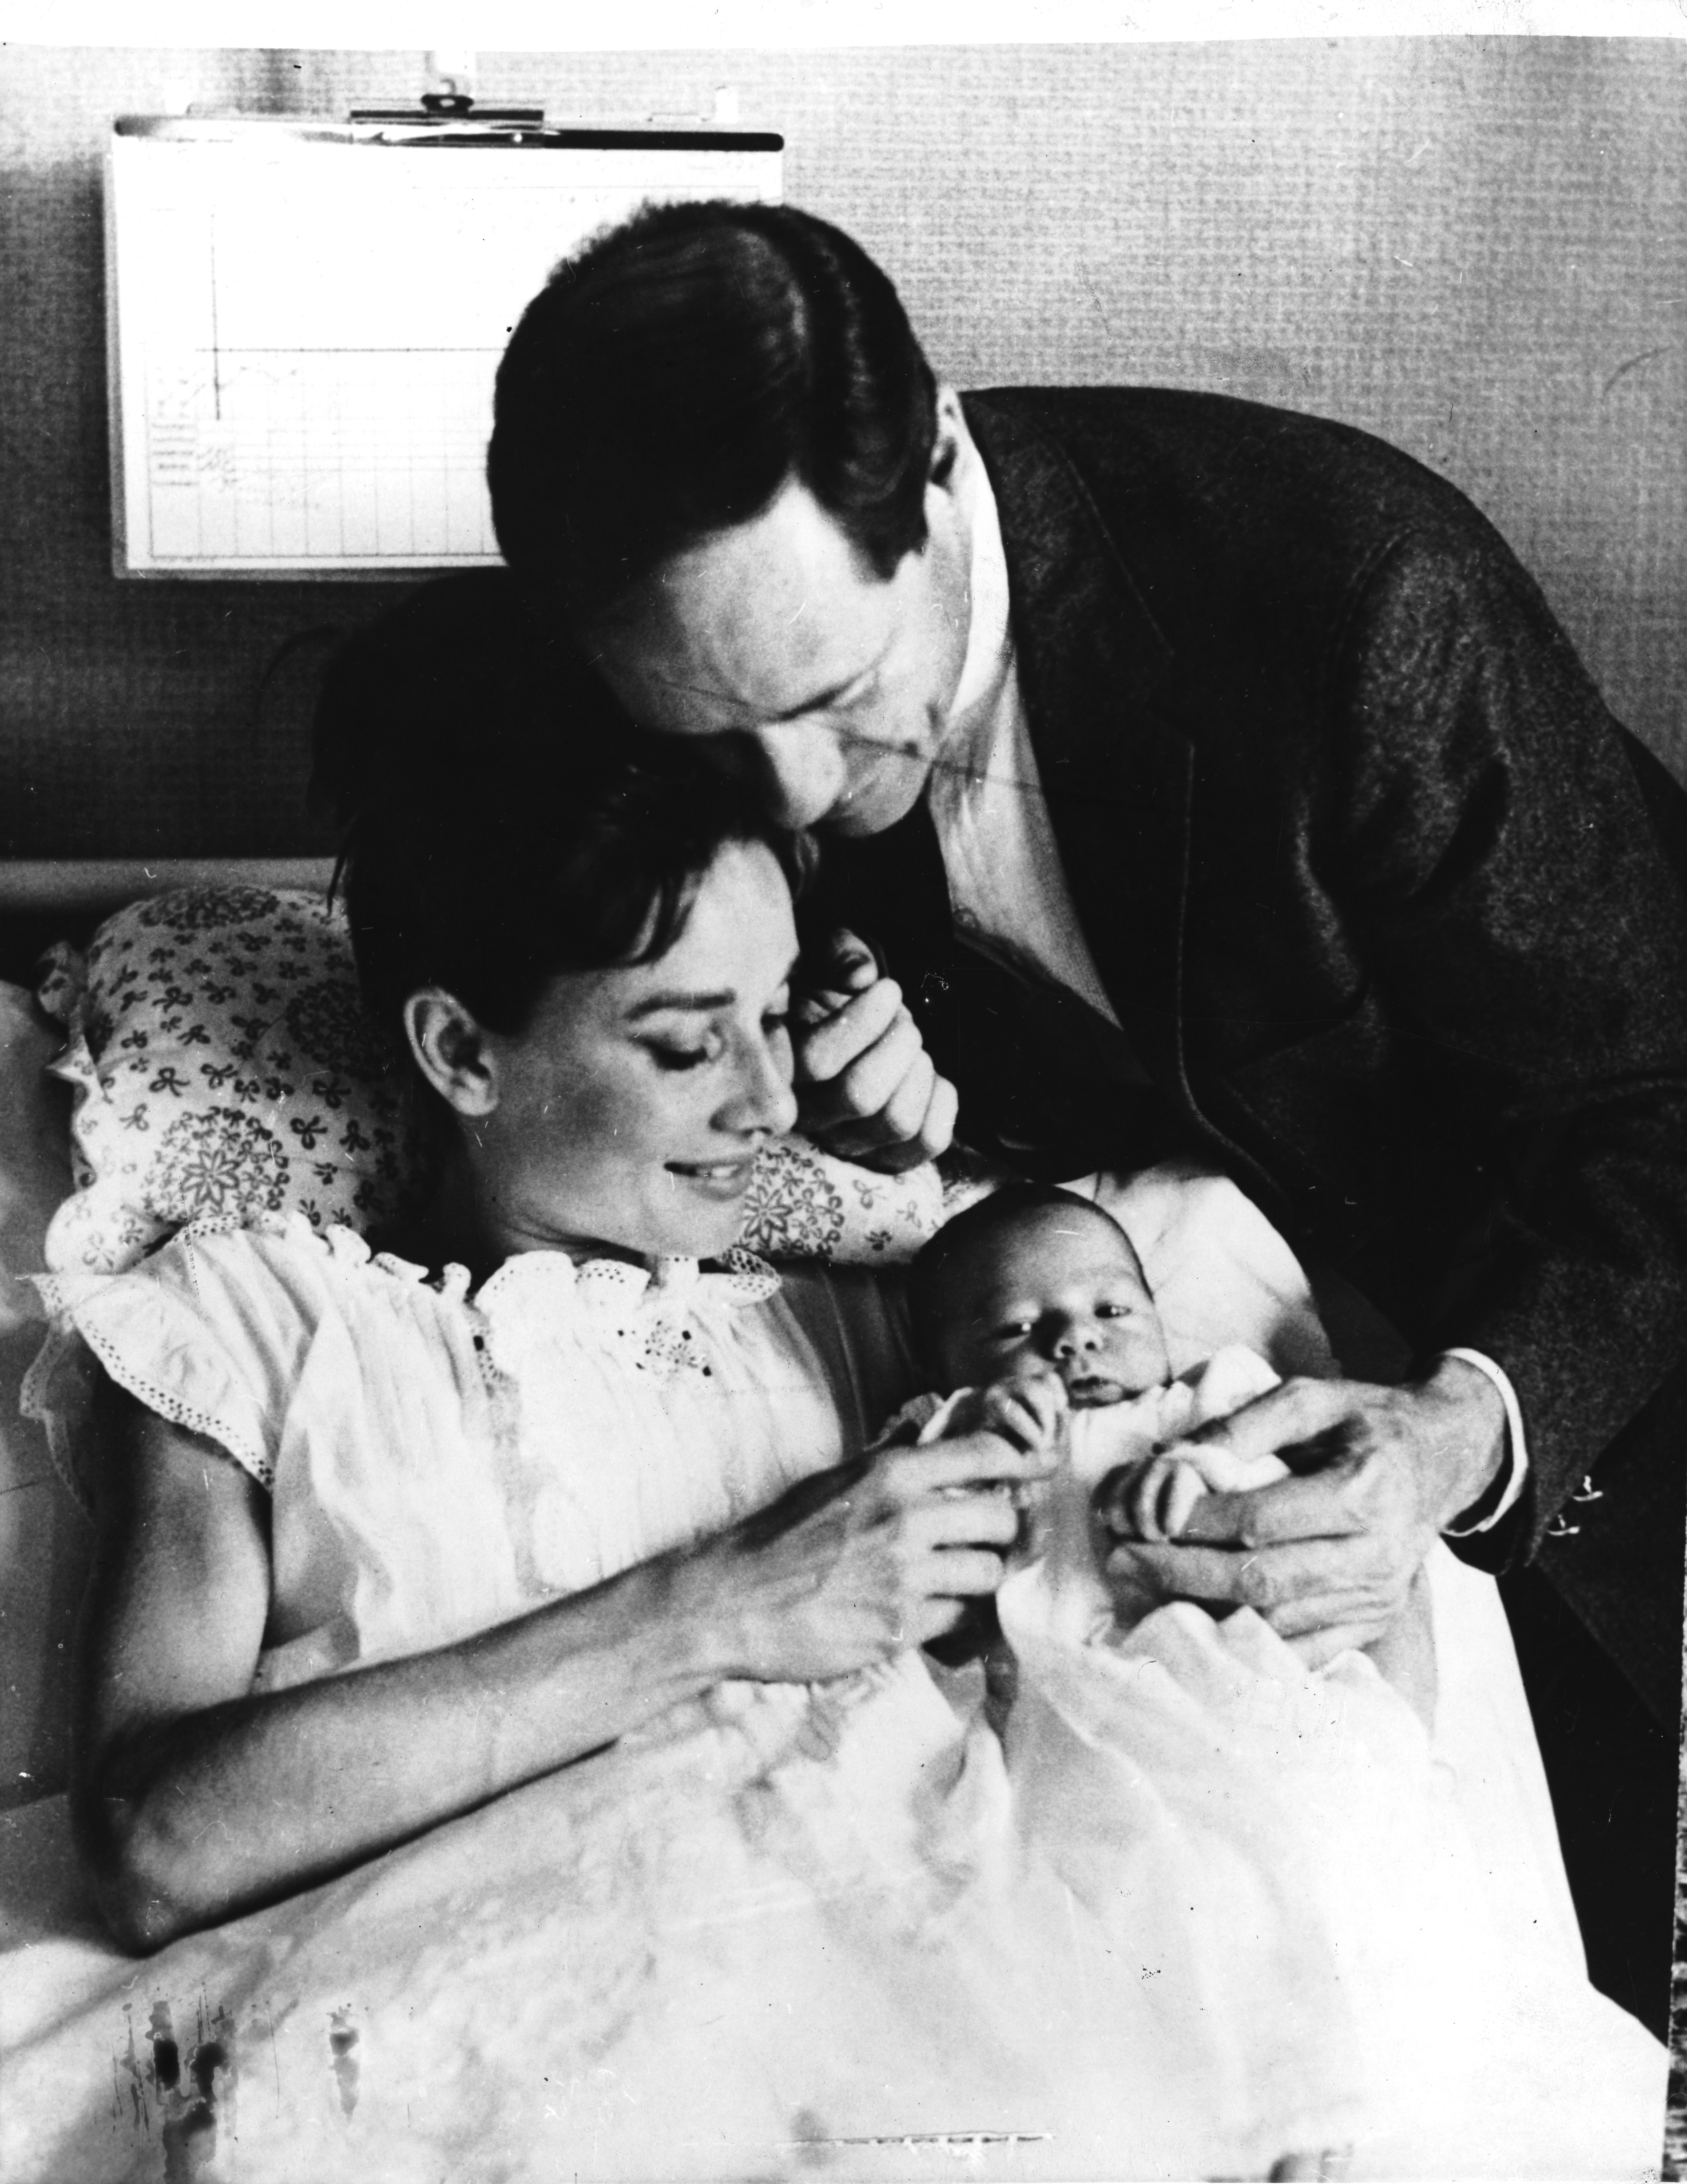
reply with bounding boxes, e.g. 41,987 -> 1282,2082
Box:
719,1029 -> 800,1140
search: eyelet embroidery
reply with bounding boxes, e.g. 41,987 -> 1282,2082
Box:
465,1247 -> 781,1392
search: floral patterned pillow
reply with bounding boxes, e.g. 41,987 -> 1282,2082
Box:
38,887 -> 947,1277
39,888 -> 419,1275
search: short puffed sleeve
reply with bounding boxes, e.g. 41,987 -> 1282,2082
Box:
29,1214 -> 348,1493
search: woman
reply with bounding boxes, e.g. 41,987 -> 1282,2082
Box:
26,646 -> 1661,2182
54,719 -> 1038,1957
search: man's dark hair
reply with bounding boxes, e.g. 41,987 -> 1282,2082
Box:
311,572 -> 811,1046
488,200 -> 938,626
907,1184 -> 1147,1375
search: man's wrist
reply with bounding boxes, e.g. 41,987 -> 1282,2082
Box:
1414,1354 -> 1509,1530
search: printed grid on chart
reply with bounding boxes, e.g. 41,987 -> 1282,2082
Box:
144,346 -> 501,564
119,148 -> 777,571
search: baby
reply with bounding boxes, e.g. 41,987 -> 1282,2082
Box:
896,1181 -> 1433,1730
897,1182 -> 1288,1573
892,1185 -> 1428,2182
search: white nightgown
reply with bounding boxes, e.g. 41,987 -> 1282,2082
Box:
36,1211 -> 869,1693
8,1211 -> 1664,2184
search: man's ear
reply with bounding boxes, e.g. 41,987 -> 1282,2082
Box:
929,385 -> 969,495
403,987 -> 502,1118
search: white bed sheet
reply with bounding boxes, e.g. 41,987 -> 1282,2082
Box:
0,1540 -> 1659,2184
0,1156 -> 1661,2180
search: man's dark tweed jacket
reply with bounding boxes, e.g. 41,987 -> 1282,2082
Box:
814,388 -> 1687,1728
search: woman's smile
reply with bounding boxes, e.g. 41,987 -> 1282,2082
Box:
666,1157 -> 758,1197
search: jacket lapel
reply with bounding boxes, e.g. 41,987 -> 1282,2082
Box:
962,394 -> 1197,1113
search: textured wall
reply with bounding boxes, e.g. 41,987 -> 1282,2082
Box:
0,38 -> 1681,858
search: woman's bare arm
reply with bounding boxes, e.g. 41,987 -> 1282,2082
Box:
72,1399 -> 737,1949
74,1390 -> 1049,1951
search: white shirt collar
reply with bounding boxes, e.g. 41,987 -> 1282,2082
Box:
923,426 -> 1127,1039
944,444 -> 1016,762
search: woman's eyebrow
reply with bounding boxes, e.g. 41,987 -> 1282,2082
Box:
625,989 -> 735,1020
624,956 -> 799,1022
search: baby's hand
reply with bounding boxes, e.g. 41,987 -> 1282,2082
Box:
1095,1452 -> 1208,1544
984,1369 -> 1068,1458
1096,1429 -> 1292,1543
945,1370 -> 1068,1458
931,1374 -> 1066,1569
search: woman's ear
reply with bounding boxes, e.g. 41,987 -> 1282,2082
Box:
929,384 -> 969,495
403,988 -> 502,1118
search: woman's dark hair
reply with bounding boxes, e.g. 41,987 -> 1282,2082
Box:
310,572 -> 811,1048
488,200 -> 938,627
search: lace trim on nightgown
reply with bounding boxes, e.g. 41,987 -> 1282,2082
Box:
26,1209 -> 786,1504
463,1244 -> 781,1391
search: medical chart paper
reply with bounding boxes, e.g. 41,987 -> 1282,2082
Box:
104,119 -> 782,577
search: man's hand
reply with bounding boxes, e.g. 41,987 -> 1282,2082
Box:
697,1428 -> 1059,1682
792,929 -> 958,1173
1095,1358 -> 1507,1665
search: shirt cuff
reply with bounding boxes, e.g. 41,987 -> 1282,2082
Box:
1439,1348 -> 1529,1535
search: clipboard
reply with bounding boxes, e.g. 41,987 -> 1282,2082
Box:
103,115 -> 784,580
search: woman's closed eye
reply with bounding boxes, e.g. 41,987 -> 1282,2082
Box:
645,1032 -> 723,1072
643,1004 -> 790,1074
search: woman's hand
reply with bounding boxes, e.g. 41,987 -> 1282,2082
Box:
689,1429 -> 1059,1682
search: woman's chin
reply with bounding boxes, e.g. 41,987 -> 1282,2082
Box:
645,1168 -> 755,1261
655,1218 -> 749,1263
525,1170 -> 754,1267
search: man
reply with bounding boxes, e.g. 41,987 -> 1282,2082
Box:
488,200 -> 1687,2031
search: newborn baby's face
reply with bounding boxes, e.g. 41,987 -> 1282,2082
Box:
937,1205 -> 1171,1408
